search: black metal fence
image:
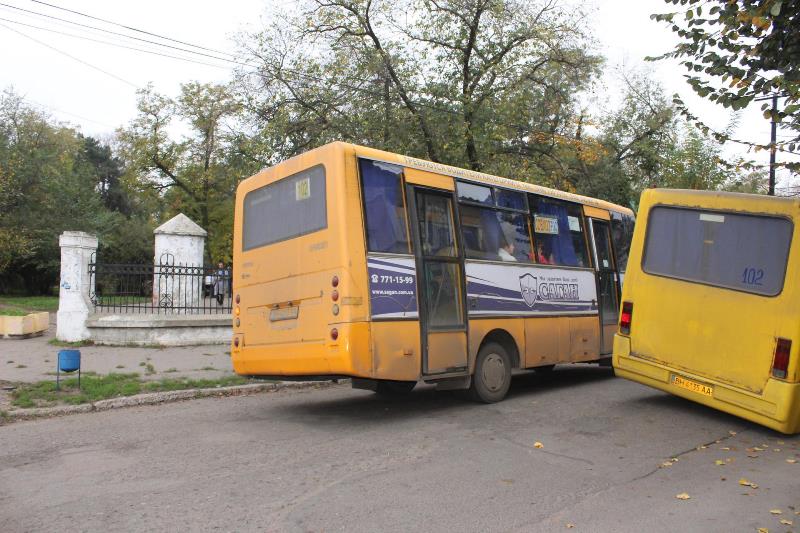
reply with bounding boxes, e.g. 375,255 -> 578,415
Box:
88,259 -> 232,314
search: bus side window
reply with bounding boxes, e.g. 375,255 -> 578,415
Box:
611,212 -> 635,272
530,195 -> 589,267
359,159 -> 411,254
459,205 -> 531,262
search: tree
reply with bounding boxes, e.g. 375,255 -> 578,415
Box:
650,0 -> 800,166
0,90 -> 148,293
238,0 -> 602,181
117,83 -> 243,264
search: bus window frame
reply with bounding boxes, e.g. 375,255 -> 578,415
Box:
640,204 -> 794,298
528,193 -> 593,269
357,157 -> 414,257
456,181 -> 533,263
241,163 -> 328,252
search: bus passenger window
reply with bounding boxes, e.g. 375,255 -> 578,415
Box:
359,159 -> 410,254
459,205 -> 531,262
530,196 -> 589,267
457,182 -> 493,205
611,212 -> 635,272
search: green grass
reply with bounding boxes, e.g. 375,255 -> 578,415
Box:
48,338 -> 94,348
0,296 -> 58,312
10,373 -> 251,408
0,308 -> 29,316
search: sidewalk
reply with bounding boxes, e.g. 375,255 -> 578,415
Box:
1,316 -> 234,384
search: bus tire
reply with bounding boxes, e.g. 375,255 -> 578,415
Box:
469,342 -> 512,403
374,380 -> 416,396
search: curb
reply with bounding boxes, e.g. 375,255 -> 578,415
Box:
1,380 -> 344,424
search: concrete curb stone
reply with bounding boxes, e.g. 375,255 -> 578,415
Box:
2,380 -> 345,424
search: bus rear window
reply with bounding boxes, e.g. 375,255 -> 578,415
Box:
642,206 -> 793,296
242,165 -> 327,251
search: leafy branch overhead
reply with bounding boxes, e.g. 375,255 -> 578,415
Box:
649,0 -> 800,159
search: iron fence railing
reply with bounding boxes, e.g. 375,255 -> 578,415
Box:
88,259 -> 232,314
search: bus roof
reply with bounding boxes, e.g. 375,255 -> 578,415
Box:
244,141 -> 633,216
348,143 -> 634,216
643,187 -> 800,205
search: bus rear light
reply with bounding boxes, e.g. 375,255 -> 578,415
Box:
235,318 -> 240,327
772,338 -> 791,379
330,328 -> 338,341
234,306 -> 240,317
332,304 -> 340,316
331,290 -> 339,302
235,294 -> 240,304
233,337 -> 240,348
619,301 -> 633,335
331,275 -> 339,287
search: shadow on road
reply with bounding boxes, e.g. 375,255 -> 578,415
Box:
627,389 -> 786,438
271,365 -> 616,428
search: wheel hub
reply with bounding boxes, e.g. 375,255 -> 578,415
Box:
482,353 -> 506,392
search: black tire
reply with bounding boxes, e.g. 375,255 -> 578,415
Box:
468,342 -> 512,403
374,380 -> 417,396
534,364 -> 555,374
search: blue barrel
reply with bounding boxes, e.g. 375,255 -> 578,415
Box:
58,350 -> 81,373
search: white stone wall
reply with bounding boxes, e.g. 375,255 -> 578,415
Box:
152,214 -> 207,310
56,231 -> 98,342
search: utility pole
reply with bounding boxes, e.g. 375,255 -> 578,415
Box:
769,94 -> 778,196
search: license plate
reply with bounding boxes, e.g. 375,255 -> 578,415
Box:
270,306 -> 299,321
671,374 -> 713,397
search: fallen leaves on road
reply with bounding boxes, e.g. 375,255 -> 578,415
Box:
757,528 -> 769,533
729,431 -> 737,436
786,458 -> 797,464
779,519 -> 793,526
769,509 -> 782,515
715,460 -> 726,466
676,493 -> 691,500
566,523 -> 575,529
533,441 -> 544,449
739,478 -> 759,489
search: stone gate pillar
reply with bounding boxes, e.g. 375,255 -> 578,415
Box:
56,231 -> 98,342
153,214 -> 207,310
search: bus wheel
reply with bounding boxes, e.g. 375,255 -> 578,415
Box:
374,380 -> 416,396
534,364 -> 555,374
469,342 -> 511,403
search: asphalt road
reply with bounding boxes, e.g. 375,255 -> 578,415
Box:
1,367 -> 798,532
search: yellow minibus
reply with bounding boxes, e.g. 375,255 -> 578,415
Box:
232,142 -> 634,402
614,189 -> 800,433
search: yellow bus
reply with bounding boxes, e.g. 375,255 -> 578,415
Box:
614,189 -> 800,434
231,142 -> 634,402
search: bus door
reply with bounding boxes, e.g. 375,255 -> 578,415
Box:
406,185 -> 469,376
588,218 -> 620,354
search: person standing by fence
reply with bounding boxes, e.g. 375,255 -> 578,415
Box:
213,261 -> 228,305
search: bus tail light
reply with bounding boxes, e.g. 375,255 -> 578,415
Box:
619,301 -> 633,335
772,338 -> 791,379
330,328 -> 339,341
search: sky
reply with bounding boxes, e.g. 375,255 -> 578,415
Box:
0,0 -> 795,188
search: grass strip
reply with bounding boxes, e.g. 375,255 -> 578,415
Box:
11,373 -> 252,408
0,296 -> 58,312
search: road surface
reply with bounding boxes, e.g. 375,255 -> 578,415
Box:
1,367 -> 798,532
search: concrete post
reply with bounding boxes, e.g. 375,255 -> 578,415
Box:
56,231 -> 98,342
153,214 -> 207,311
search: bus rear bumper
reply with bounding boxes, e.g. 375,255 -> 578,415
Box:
230,322 -> 373,379
613,334 -> 800,435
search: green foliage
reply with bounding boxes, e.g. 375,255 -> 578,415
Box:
0,295 -> 58,311
650,0 -> 800,168
0,90 -> 151,293
117,82 -> 244,264
237,0 -> 602,181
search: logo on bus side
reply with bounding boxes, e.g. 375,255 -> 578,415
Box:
519,274 -> 538,307
519,273 -> 580,308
